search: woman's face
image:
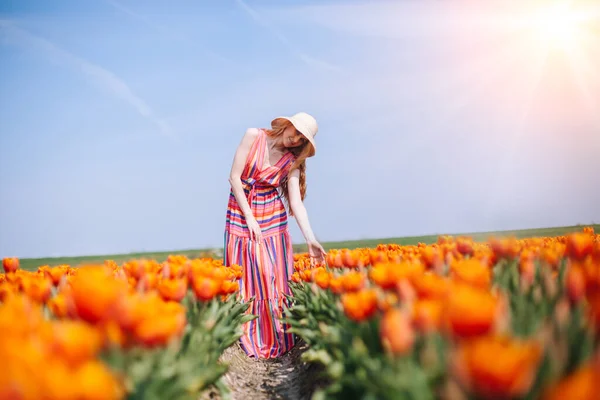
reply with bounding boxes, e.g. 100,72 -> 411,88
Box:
282,125 -> 308,149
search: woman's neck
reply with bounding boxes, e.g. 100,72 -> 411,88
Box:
267,136 -> 286,153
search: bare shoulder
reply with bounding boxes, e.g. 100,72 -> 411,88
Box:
288,167 -> 300,179
230,128 -> 262,177
243,127 -> 260,141
235,127 -> 261,150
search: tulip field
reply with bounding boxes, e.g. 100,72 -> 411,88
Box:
1,257 -> 253,400
2,225 -> 600,399
285,226 -> 600,399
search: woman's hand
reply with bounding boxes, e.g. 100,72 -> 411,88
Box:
247,217 -> 263,242
307,239 -> 327,264
286,169 -> 326,264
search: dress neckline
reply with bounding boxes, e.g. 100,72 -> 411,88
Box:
261,129 -> 293,171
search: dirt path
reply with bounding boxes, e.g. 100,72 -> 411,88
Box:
202,339 -> 326,400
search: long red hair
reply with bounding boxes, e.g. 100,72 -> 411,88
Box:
265,120 -> 314,216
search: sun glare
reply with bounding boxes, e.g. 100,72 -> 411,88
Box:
528,2 -> 591,51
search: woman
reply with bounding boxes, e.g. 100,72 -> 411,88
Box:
224,112 -> 327,359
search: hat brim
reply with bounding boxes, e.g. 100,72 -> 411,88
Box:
271,116 -> 316,157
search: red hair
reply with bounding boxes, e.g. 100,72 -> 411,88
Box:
265,120 -> 314,215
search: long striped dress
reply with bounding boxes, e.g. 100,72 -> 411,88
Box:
224,128 -> 297,359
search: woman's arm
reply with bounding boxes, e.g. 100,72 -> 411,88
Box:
228,128 -> 262,241
288,168 -> 326,260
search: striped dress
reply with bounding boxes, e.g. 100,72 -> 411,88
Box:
224,128 -> 297,358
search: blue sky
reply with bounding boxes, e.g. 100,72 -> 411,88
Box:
1,0 -> 599,258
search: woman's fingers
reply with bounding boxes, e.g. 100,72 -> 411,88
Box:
254,227 -> 262,243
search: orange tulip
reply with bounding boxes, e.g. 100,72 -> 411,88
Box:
290,272 -> 301,283
123,259 -> 158,280
412,299 -> 443,333
329,276 -> 344,294
0,294 -> 47,338
50,320 -> 103,366
593,240 -> 600,260
519,259 -> 536,286
157,278 -> 188,302
542,359 -> 600,400
341,288 -> 378,322
395,279 -> 417,304
582,226 -> 595,235
71,360 -> 125,400
437,235 -> 453,245
380,307 -> 414,355
341,249 -> 358,268
116,292 -> 152,332
340,270 -> 366,292
192,276 -> 220,301
228,264 -> 243,279
21,275 -> 53,304
0,282 -> 15,302
566,263 -> 586,304
0,339 -> 46,400
313,268 -> 331,290
444,283 -> 499,338
580,257 -> 600,294
167,254 -> 189,264
4,270 -> 23,285
450,258 -> 491,289
419,246 -> 443,271
299,269 -> 312,282
160,262 -> 188,279
2,257 -> 19,273
327,250 -> 344,268
41,265 -> 70,286
210,267 -> 233,281
452,335 -> 543,399
70,266 -> 127,324
133,302 -> 186,348
220,279 -> 239,295
488,237 -> 520,260
541,248 -> 562,269
411,272 -> 451,300
369,263 -> 393,290
136,271 -> 159,292
369,261 -> 425,290
47,293 -> 69,319
369,250 -> 389,266
456,237 -> 474,256
294,257 -> 310,272
565,232 -> 594,261
586,293 -> 600,333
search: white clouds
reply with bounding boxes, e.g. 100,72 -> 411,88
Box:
105,0 -> 180,39
297,53 -> 343,72
0,21 -> 175,138
271,0 -> 596,40
104,0 -> 231,66
264,0 -> 523,39
234,0 -> 343,73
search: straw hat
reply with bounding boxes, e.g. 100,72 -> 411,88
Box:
271,112 -> 318,157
